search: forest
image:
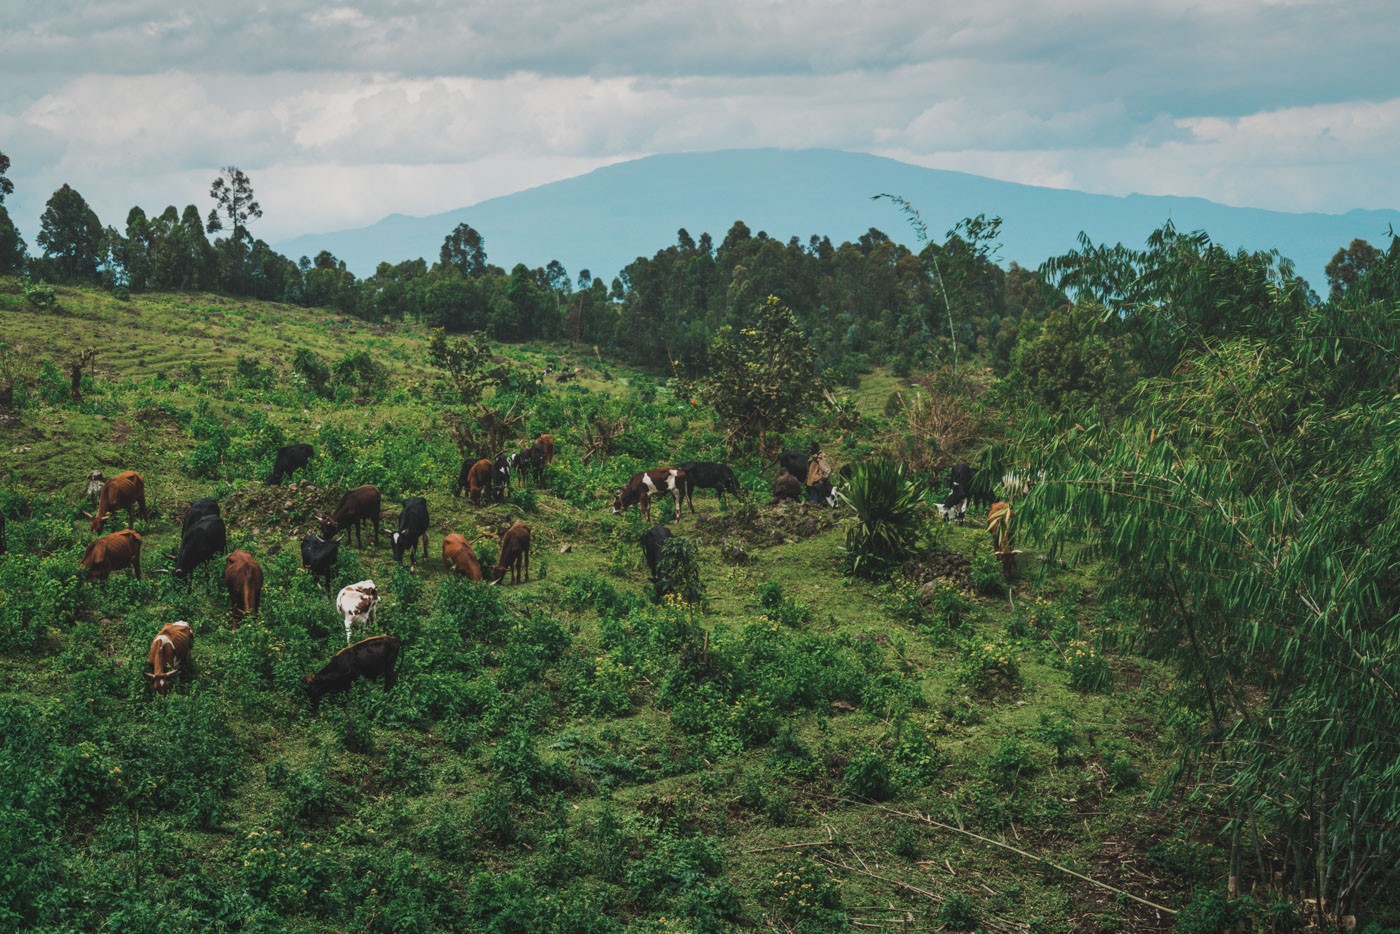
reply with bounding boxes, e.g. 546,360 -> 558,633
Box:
0,155 -> 1397,932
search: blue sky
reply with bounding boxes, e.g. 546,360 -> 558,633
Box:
3,0 -> 1397,243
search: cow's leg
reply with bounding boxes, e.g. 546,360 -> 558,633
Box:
344,615 -> 353,644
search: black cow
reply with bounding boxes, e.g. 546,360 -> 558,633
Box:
268,443 -> 314,485
301,532 -> 340,590
939,463 -> 974,520
806,478 -> 838,508
173,514 -> 227,579
182,497 -> 221,530
304,635 -> 401,711
640,525 -> 672,584
391,497 -> 430,567
679,461 -> 742,506
778,450 -> 809,484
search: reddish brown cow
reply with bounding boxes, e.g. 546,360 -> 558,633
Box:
442,533 -> 484,581
84,470 -> 146,533
613,468 -> 692,523
465,458 -> 493,507
491,522 -> 531,585
80,529 -> 143,582
146,621 -> 192,696
224,550 -> 263,629
320,484 -> 382,547
535,434 -> 555,466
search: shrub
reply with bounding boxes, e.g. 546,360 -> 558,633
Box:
970,550 -> 1004,596
957,636 -> 1021,695
839,459 -> 928,578
655,536 -> 705,606
238,828 -> 337,909
1065,639 -> 1112,693
842,750 -> 895,801
22,278 -> 55,308
938,892 -> 981,931
769,858 -> 846,930
757,581 -> 809,627
985,737 -> 1037,792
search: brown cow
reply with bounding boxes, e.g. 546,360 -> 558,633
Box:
613,468 -> 692,523
768,468 -> 802,505
491,522 -> 531,585
80,529 -> 143,582
84,470 -> 146,534
535,434 -> 555,466
146,621 -> 192,696
224,550 -> 263,629
462,458 -> 494,507
319,484 -> 382,547
442,533 -> 484,581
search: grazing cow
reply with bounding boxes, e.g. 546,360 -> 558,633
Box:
80,529 -> 142,582
173,514 -> 227,579
442,533 -> 484,581
84,470 -> 146,533
224,550 -> 263,628
456,458 -> 495,506
491,522 -> 531,585
806,478 -> 839,508
640,524 -> 672,588
182,497 -> 220,530
304,635 -> 401,711
491,454 -> 512,502
613,468 -> 692,523
85,469 -> 105,502
336,580 -> 380,644
768,469 -> 802,505
145,620 -> 193,697
268,443 -> 314,485
938,464 -> 975,521
535,434 -> 555,466
679,461 -> 742,506
301,532 -> 339,590
391,497 -> 431,567
320,484 -> 382,547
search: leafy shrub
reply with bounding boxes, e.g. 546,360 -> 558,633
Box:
1107,754 -> 1140,790
985,737 -> 1037,791
560,574 -> 642,618
843,750 -> 895,801
957,636 -> 1021,695
333,350 -> 388,393
769,858 -> 846,930
22,278 -> 55,308
292,348 -> 331,397
970,550 -> 1004,596
1065,639 -> 1112,692
238,828 -> 337,909
891,722 -> 945,787
938,892 -> 981,931
655,536 -> 705,606
236,355 -> 277,390
0,553 -> 81,650
757,581 -> 809,626
576,655 -> 636,718
839,460 -> 927,578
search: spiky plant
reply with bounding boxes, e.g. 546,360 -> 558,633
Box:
838,460 -> 928,579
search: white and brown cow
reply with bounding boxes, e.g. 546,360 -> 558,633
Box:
146,621 -> 193,696
335,580 -> 380,645
612,468 -> 692,523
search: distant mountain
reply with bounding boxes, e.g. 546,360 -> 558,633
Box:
275,149 -> 1400,291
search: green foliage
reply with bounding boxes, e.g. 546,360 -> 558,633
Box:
292,347 -> 331,396
937,892 -> 981,931
654,536 -> 705,606
838,459 -> 928,578
1064,638 -> 1111,693
957,635 -> 1021,696
768,858 -> 846,930
22,277 -> 56,308
756,581 -> 809,626
842,750 -> 895,801
332,350 -> 388,393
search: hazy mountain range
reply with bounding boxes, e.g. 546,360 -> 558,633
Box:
276,149 -> 1400,291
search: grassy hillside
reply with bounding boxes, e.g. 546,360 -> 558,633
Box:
0,280 -> 1213,932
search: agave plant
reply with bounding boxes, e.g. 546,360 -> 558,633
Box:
838,460 -> 928,578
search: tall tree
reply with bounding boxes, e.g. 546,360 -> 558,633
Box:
205,166 -> 262,242
36,184 -> 103,283
440,223 -> 487,277
0,150 -> 13,205
0,205 -> 24,275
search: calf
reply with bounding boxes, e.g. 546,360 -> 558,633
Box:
512,445 -> 545,486
301,532 -> 340,590
336,580 -> 380,644
84,470 -> 146,534
806,478 -> 838,508
491,522 -> 531,585
80,529 -> 142,582
304,635 -> 401,711
679,461 -> 742,506
768,469 -> 801,505
640,524 -> 672,591
173,514 -> 227,579
320,484 -> 382,547
391,497 -> 430,567
612,468 -> 692,523
455,458 -> 494,506
268,443 -> 314,485
442,533 -> 483,581
145,621 -> 193,697
224,550 -> 263,628
535,434 -> 555,466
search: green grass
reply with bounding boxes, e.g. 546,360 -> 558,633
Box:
0,280 -> 1203,932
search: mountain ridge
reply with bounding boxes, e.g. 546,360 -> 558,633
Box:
276,148 -> 1400,290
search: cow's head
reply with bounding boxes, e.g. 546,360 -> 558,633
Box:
612,487 -> 639,515
145,669 -> 177,696
83,510 -> 106,534
317,516 -> 339,539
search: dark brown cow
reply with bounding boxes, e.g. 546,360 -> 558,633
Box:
80,529 -> 143,582
319,484 -> 382,547
146,621 -> 192,696
491,522 -> 531,585
461,458 -> 494,507
442,533 -> 484,581
612,468 -> 691,522
224,550 -> 263,629
304,635 -> 401,710
768,469 -> 801,505
535,434 -> 555,466
84,470 -> 146,534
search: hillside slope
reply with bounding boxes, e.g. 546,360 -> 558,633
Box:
0,283 -> 1203,931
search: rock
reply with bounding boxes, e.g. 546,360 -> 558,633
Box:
559,543 -> 572,553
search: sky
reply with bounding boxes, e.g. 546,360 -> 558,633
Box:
3,0 -> 1399,245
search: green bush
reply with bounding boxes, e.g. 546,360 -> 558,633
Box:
655,536 -> 705,606
957,636 -> 1022,695
970,550 -> 1004,595
768,857 -> 846,930
839,460 -> 927,578
1065,639 -> 1112,692
843,750 -> 895,801
757,581 -> 809,626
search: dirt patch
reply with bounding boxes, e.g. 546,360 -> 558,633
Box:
222,479 -> 333,539
900,550 -> 972,590
690,500 -> 845,548
110,422 -> 133,445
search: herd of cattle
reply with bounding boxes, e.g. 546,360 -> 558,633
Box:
49,433 -> 1018,708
